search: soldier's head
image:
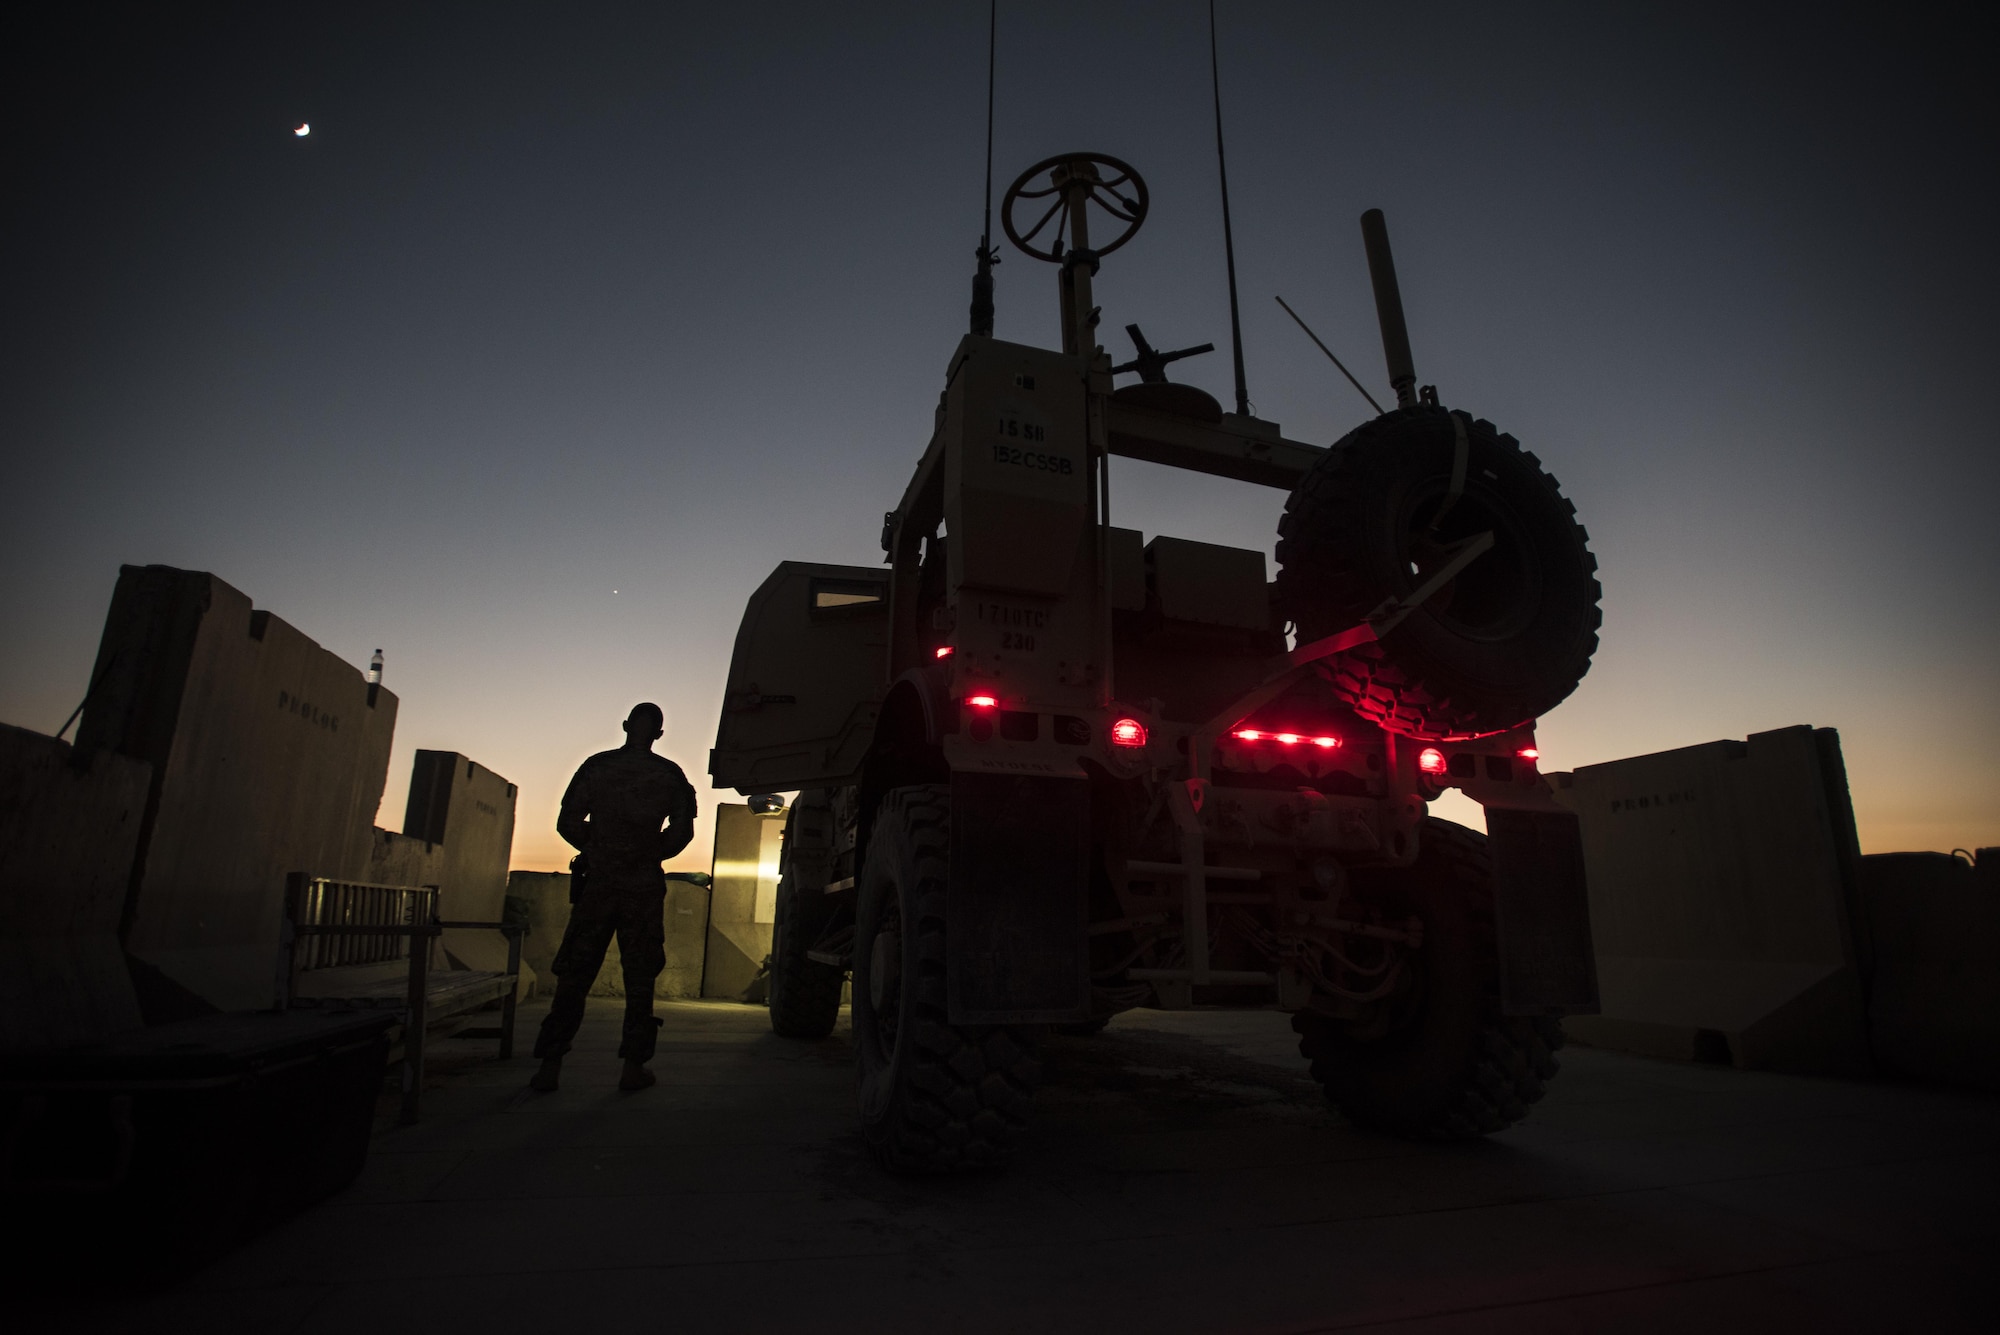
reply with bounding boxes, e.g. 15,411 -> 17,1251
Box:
622,702 -> 664,749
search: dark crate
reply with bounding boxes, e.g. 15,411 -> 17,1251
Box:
2,1008 -> 395,1285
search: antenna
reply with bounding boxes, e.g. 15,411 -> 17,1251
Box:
983,0 -> 996,251
969,0 -> 999,337
1210,0 -> 1249,417
1274,295 -> 1384,415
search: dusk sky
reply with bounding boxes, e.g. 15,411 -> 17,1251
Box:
4,1 -> 1993,870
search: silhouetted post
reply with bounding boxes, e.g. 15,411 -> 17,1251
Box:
400,891 -> 435,1126
1361,209 -> 1418,409
1056,160 -> 1097,357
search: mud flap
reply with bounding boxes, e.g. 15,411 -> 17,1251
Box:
1484,807 -> 1600,1016
946,772 -> 1089,1025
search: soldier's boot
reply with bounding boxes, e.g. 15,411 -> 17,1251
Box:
529,1056 -> 563,1092
618,1059 -> 655,1091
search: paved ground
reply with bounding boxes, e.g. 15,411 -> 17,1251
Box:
31,998 -> 2000,1333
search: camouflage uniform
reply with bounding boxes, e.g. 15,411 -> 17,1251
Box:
534,746 -> 697,1063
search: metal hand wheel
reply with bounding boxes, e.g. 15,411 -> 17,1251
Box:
1001,153 -> 1149,262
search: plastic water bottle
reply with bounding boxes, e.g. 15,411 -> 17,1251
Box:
369,649 -> 384,685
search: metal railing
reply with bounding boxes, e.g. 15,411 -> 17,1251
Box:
281,874 -> 525,1124
288,876 -> 434,972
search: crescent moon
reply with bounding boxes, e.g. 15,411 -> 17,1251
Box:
294,123 -> 310,137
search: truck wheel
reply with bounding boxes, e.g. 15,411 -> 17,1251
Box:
768,813 -> 844,1039
1275,405 -> 1601,739
851,784 -> 1041,1173
1292,819 -> 1564,1138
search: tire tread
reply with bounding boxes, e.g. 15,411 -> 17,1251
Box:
859,785 -> 1040,1173
1276,407 -> 1602,738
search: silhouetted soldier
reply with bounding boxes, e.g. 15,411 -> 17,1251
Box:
530,703 -> 698,1092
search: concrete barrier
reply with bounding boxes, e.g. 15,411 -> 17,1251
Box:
701,804 -> 783,1001
0,726 -> 152,1051
506,870 -> 710,1000
1858,850 -> 2000,1090
389,751 -> 517,977
77,567 -> 397,1014
1553,725 -> 1872,1075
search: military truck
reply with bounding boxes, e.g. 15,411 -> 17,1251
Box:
711,153 -> 1602,1173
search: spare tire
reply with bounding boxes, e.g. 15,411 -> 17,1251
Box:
1275,405 -> 1600,739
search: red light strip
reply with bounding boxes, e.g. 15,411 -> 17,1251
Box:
1230,728 -> 1341,749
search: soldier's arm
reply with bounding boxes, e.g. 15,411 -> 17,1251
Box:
556,764 -> 594,853
657,770 -> 699,862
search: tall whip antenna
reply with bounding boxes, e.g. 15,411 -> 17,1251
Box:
1210,0 -> 1249,417
983,0 -> 996,250
969,0 -> 999,336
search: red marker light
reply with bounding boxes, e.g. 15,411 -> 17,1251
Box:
1109,718 -> 1148,748
965,694 -> 999,710
1516,746 -> 1539,761
1232,729 -> 1264,741
1275,732 -> 1302,745
1418,747 -> 1448,776
1313,736 -> 1339,749
934,646 -> 954,659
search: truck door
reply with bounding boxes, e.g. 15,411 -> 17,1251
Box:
710,561 -> 890,794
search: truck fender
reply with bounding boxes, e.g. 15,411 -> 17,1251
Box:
877,667 -> 951,749
854,668 -> 953,871
1474,785 -> 1599,1017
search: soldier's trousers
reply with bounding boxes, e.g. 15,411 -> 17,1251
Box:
533,880 -> 668,1062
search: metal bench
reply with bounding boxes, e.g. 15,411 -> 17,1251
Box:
279,874 -> 526,1123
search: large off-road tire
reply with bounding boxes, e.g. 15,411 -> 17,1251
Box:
767,799 -> 844,1039
1293,818 -> 1564,1138
1276,405 -> 1601,739
851,784 -> 1041,1173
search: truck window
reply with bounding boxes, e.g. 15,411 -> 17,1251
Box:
812,579 -> 885,610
